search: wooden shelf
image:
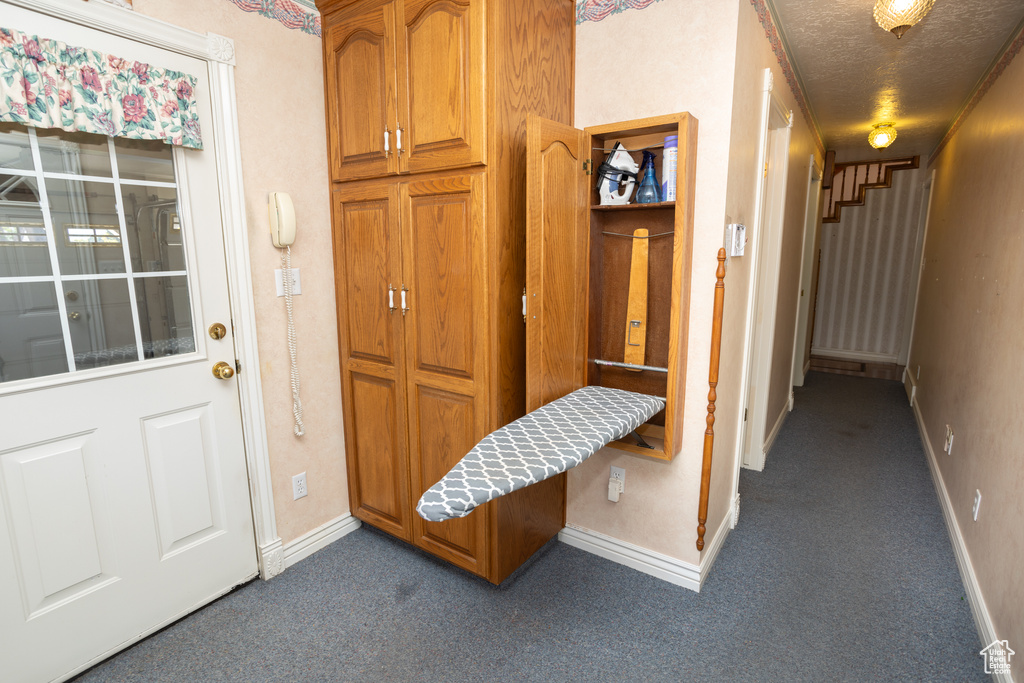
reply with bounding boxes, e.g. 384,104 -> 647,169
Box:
591,201 -> 675,212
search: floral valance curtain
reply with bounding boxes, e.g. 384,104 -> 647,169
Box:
0,27 -> 203,149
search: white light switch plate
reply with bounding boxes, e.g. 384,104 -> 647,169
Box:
725,223 -> 746,257
275,268 -> 301,296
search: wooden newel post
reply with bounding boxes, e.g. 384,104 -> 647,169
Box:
696,248 -> 727,551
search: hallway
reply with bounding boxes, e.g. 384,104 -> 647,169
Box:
73,372 -> 984,682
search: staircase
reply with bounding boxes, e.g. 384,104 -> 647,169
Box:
822,155 -> 918,223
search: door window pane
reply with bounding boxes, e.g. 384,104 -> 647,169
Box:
0,124 -> 34,172
36,128 -> 113,178
0,177 -> 52,277
64,279 -> 139,370
115,138 -> 175,183
122,185 -> 184,272
0,282 -> 69,382
0,125 -> 197,384
44,178 -> 126,276
135,276 -> 196,358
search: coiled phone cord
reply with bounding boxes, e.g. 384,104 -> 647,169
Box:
283,246 -> 305,436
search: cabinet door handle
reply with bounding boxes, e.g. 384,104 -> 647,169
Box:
384,127 -> 391,158
388,284 -> 396,313
400,285 -> 409,316
396,125 -> 403,156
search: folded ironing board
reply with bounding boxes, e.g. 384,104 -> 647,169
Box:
416,386 -> 665,522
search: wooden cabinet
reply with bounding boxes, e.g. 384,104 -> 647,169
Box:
322,0 -> 484,182
526,113 -> 699,461
320,0 -> 575,583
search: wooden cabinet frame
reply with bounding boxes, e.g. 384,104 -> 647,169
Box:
526,112 -> 699,461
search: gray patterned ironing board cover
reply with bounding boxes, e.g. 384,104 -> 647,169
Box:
416,385 -> 665,522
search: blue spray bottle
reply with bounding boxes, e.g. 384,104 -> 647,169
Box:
634,149 -> 661,204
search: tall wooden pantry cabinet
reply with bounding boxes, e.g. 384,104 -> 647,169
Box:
316,0 -> 575,583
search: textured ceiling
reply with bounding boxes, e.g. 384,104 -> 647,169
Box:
769,0 -> 1024,157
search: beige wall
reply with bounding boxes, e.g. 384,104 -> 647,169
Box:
912,49 -> 1024,657
133,0 -> 348,544
572,0 -> 741,564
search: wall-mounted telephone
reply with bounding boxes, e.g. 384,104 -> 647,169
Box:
268,191 -> 305,437
269,191 -> 296,247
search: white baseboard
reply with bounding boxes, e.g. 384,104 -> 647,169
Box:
762,399 -> 790,461
698,509 -> 732,584
282,513 -> 361,570
559,513 -> 731,593
903,368 -> 917,406
911,397 -> 1009,681
810,347 -> 899,363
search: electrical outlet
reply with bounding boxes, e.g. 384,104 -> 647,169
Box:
292,471 -> 308,500
610,466 -> 625,494
972,490 -> 981,521
275,268 -> 302,296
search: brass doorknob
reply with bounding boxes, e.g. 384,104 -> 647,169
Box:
212,361 -> 235,380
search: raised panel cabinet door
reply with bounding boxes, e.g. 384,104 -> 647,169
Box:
396,0 -> 485,174
399,173 -> 489,575
332,185 -> 411,538
525,114 -> 589,412
324,0 -> 399,181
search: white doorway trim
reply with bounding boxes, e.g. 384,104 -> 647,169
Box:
899,170 -> 934,368
733,68 -> 793,475
5,0 -> 282,578
791,155 -> 822,387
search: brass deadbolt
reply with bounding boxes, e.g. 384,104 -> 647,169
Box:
209,322 -> 228,340
212,361 -> 235,380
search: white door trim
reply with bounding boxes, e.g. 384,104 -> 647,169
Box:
3,0 -> 282,578
899,170 -> 934,368
791,155 -> 822,388
733,69 -> 793,476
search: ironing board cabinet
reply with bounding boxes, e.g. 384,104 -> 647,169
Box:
526,113 -> 699,461
318,0 -> 574,583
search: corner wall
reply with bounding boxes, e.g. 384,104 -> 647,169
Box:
911,43 -> 1024,659
133,0 -> 349,545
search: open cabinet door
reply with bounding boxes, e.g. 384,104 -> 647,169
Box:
525,115 -> 590,412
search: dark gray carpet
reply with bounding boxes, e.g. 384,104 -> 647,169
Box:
74,372 -> 985,682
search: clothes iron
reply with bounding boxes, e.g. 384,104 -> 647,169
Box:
596,142 -> 638,205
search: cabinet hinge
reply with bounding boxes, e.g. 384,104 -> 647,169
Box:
583,159 -> 593,175
522,287 -> 527,324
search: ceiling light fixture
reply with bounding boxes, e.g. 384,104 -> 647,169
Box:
868,124 -> 898,149
873,0 -> 936,39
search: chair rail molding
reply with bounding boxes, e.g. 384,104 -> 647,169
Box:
3,0 -> 282,579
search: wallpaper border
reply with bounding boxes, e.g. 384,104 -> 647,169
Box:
575,0 -> 666,26
225,0 -> 321,37
929,21 -> 1024,165
749,0 -> 825,156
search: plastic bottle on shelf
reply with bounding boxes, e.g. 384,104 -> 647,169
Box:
662,135 -> 677,202
635,150 -> 661,204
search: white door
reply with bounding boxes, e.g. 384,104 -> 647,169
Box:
0,10 -> 257,682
